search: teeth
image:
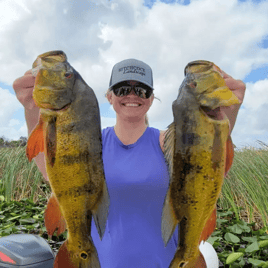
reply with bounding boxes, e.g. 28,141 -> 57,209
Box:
124,103 -> 140,107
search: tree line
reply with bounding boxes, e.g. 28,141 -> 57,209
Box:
0,136 -> 27,147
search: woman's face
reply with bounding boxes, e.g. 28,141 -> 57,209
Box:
107,81 -> 154,121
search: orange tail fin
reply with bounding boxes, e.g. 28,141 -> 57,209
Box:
199,207 -> 217,243
45,194 -> 66,238
26,115 -> 45,161
54,239 -> 101,268
225,135 -> 234,177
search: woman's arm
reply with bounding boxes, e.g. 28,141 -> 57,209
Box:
13,70 -> 49,181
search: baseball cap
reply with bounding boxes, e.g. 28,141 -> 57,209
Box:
109,59 -> 154,90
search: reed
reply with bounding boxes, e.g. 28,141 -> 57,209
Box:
218,142 -> 268,230
1,142 -> 268,229
0,146 -> 48,202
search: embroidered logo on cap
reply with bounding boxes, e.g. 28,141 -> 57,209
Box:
119,66 -> 146,76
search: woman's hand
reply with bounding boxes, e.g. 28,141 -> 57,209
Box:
215,68 -> 246,135
13,70 -> 40,136
13,70 -> 37,110
13,70 -> 48,181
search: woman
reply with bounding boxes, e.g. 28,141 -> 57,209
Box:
13,58 -> 246,267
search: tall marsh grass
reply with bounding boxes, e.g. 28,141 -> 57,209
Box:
0,143 -> 268,229
218,143 -> 268,230
0,146 -> 47,202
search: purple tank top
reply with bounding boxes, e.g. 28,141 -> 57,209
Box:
91,126 -> 178,268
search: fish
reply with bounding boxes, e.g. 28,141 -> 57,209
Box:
161,60 -> 240,268
26,50 -> 110,268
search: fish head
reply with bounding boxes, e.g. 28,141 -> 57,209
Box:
183,60 -> 240,114
32,50 -> 76,111
184,60 -> 225,96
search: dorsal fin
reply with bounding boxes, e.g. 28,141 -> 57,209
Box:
163,122 -> 176,177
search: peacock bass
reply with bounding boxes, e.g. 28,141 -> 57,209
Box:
26,50 -> 110,268
161,60 -> 240,268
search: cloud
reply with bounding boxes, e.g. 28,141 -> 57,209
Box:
231,79 -> 268,148
0,87 -> 26,140
101,116 -> 116,129
0,88 -> 22,126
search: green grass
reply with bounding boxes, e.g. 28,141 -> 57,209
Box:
1,144 -> 268,266
218,146 -> 268,230
0,146 -> 49,202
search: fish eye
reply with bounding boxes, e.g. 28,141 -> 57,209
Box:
64,72 -> 72,78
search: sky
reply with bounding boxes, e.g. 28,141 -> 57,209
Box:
0,0 -> 268,149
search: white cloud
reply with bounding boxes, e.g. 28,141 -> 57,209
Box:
230,79 -> 268,148
1,0 -> 268,147
8,119 -> 20,127
0,88 -> 22,126
101,116 -> 116,129
0,87 -> 26,140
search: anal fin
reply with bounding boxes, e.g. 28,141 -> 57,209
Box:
92,181 -> 110,240
44,194 -> 66,238
161,188 -> 179,246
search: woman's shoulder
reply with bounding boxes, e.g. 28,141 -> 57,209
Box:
102,126 -> 114,139
148,127 -> 166,153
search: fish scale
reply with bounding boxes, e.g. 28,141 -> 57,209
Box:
162,60 -> 240,268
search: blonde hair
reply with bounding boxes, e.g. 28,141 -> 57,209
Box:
105,89 -> 158,126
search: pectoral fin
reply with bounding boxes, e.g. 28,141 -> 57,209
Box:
199,207 -> 217,243
92,181 -> 110,240
44,194 -> 66,238
225,135 -> 234,177
26,115 -> 45,161
46,117 -> 57,167
199,86 -> 240,110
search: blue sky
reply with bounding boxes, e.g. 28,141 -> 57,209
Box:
0,0 -> 268,149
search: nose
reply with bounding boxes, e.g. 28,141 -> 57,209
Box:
128,88 -> 136,96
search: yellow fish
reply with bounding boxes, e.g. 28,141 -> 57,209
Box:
26,50 -> 109,268
162,60 -> 239,268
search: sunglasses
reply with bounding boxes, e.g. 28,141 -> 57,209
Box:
111,82 -> 153,99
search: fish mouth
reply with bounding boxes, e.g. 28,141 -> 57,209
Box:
200,106 -> 226,121
185,60 -> 213,75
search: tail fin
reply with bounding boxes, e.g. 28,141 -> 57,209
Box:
169,249 -> 206,268
54,239 -> 100,268
44,194 -> 66,238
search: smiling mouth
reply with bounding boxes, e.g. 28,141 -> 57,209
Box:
122,103 -> 142,107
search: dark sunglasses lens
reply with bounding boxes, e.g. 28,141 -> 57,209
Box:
113,86 -> 131,97
112,84 -> 153,99
135,87 -> 153,98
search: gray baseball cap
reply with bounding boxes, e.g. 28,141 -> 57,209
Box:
109,58 -> 154,90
